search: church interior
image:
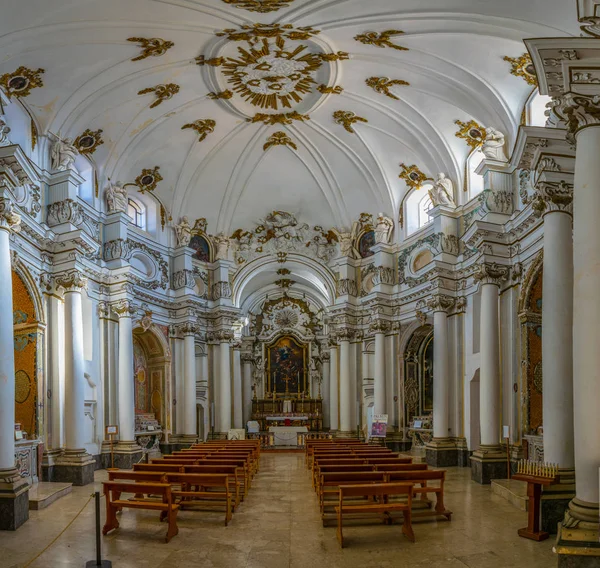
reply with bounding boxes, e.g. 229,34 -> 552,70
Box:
0,0 -> 598,566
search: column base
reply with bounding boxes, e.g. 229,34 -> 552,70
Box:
0,468 -> 29,531
470,445 -> 508,484
41,448 -> 63,482
455,437 -> 471,467
555,498 -> 600,567
53,450 -> 96,486
541,469 -> 576,535
426,438 -> 458,467
101,441 -> 143,470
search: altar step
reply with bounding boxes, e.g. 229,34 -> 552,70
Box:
491,478 -> 528,511
28,481 -> 73,510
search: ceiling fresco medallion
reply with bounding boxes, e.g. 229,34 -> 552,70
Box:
0,66 -> 44,99
127,37 -> 174,61
354,30 -> 408,51
333,110 -> 368,134
399,163 -> 430,189
221,0 -> 296,13
454,119 -> 487,149
503,53 -> 538,86
182,119 -> 216,142
365,76 -> 409,100
74,129 -> 104,155
134,166 -> 163,193
264,131 -> 297,151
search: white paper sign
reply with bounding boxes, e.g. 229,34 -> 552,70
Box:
503,425 -> 510,439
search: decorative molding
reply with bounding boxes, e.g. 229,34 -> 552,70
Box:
195,56 -> 224,67
337,278 -> 358,297
318,52 -> 349,62
365,76 -> 409,99
503,53 -> 538,86
247,112 -> 309,125
0,198 -> 21,232
128,37 -> 174,61
369,318 -> 390,334
207,329 -> 234,343
47,198 -> 84,227
532,180 -> 573,216
371,266 -> 395,286
173,269 -> 196,290
182,119 -> 216,142
478,189 -> 513,215
0,66 -> 44,99
549,92 -> 600,144
137,83 -> 180,108
333,110 -> 368,133
264,131 -> 297,151
179,321 -> 199,335
275,278 -> 295,288
74,129 -> 103,155
354,30 -> 407,51
473,262 -> 509,286
211,281 -> 232,300
436,233 -> 459,255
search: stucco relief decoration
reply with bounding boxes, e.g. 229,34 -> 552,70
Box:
399,163 -> 430,190
182,119 -> 216,142
134,166 -> 162,193
0,66 -> 44,99
365,76 -> 409,100
137,83 -> 180,108
247,111 -> 310,125
256,295 -> 318,339
264,131 -> 297,151
221,0 -> 296,12
74,129 -> 104,155
354,30 -> 408,51
454,119 -> 487,150
333,110 -> 368,134
127,37 -> 174,61
503,53 -> 538,86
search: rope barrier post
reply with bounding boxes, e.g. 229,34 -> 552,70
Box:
86,491 -> 112,567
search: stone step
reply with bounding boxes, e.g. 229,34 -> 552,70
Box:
491,478 -> 528,511
28,482 -> 73,510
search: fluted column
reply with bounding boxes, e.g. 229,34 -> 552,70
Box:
338,329 -> 354,435
0,199 -> 29,529
232,342 -> 243,429
241,353 -> 254,426
329,340 -> 339,431
112,300 -> 138,446
218,331 -> 233,434
370,320 -> 389,415
181,323 -> 198,438
471,262 -> 508,483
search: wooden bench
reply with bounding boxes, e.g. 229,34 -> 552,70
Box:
336,483 -> 415,547
102,481 -> 179,543
319,471 -> 388,516
386,470 -> 452,520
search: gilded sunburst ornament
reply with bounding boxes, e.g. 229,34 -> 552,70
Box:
264,131 -> 297,151
0,66 -> 44,99
221,0 -> 296,13
127,37 -> 174,61
354,30 -> 408,51
182,119 -> 216,142
221,38 -> 322,110
454,119 -> 487,149
138,83 -> 180,108
365,77 -> 409,100
399,163 -> 430,189
503,53 -> 538,86
333,110 -> 368,133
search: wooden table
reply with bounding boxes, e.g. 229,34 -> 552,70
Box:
511,473 -> 556,541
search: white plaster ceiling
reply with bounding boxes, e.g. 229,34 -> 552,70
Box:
0,0 -> 579,234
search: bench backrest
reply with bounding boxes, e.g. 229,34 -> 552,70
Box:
374,463 -> 428,472
386,470 -> 446,482
317,464 -> 374,473
183,465 -> 238,475
321,472 -> 387,484
102,481 -> 172,498
108,470 -> 165,482
134,463 -> 183,472
164,473 -> 229,486
338,482 -> 414,499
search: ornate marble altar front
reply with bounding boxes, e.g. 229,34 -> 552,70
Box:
268,426 -> 308,446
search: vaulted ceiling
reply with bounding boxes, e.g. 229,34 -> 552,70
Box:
0,0 -> 578,235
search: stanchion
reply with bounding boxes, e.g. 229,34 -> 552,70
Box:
86,491 -> 112,567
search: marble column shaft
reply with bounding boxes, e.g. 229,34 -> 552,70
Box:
182,326 -> 197,437
232,345 -> 242,429
373,330 -> 387,415
329,345 -> 339,430
219,338 -> 232,433
338,335 -> 353,433
113,300 -> 136,442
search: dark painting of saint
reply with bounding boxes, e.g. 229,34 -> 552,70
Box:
268,336 -> 306,395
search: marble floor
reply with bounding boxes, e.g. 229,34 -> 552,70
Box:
0,454 -> 556,568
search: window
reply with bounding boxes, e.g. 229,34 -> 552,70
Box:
526,90 -> 552,127
418,194 -> 433,228
405,186 -> 434,236
128,198 -> 145,229
467,149 -> 485,199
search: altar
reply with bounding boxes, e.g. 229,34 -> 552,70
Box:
268,426 -> 308,446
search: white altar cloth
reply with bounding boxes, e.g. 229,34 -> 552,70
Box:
268,426 -> 308,446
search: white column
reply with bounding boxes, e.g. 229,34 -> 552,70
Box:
329,343 -> 339,431
46,289 -> 64,450
426,296 -> 455,440
219,334 -> 232,433
321,353 -> 330,429
241,354 -> 253,425
112,300 -> 136,442
338,330 -> 353,433
475,263 -> 508,449
0,201 -> 20,471
371,322 -> 388,415
537,188 -> 574,470
57,271 -> 88,452
232,343 -> 242,429
182,324 -> 197,437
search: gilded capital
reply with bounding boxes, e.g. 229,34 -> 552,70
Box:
426,294 -> 455,313
111,299 -> 136,318
473,262 -> 509,286
55,270 -> 88,293
0,198 -> 21,233
532,180 -> 573,216
550,92 -> 600,144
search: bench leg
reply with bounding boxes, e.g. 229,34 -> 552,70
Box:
165,510 -> 179,543
102,503 -> 119,535
225,494 -> 231,527
402,509 -> 415,543
336,510 -> 344,548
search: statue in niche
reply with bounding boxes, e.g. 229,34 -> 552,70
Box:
482,127 -> 508,162
428,173 -> 456,207
51,137 -> 78,171
104,181 -> 128,213
175,216 -> 192,247
333,222 -> 359,259
0,116 -> 11,146
374,213 -> 394,244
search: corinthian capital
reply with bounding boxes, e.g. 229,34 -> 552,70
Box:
426,294 -> 455,313
369,319 -> 390,334
0,198 -> 21,233
179,321 -> 199,335
55,270 -> 88,293
532,180 -> 573,216
336,327 -> 355,342
473,262 -> 509,286
111,299 -> 136,318
550,92 -> 600,144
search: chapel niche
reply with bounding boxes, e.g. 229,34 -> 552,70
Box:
403,325 -> 434,423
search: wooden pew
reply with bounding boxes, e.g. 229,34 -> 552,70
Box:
319,471 -> 388,516
336,483 -> 415,548
385,470 -> 452,521
102,481 -> 179,543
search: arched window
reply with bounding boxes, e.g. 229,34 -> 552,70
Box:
418,194 -> 433,228
128,198 -> 145,230
405,186 -> 434,236
525,89 -> 552,127
466,148 -> 485,199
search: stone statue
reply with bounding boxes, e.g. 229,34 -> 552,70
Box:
262,210 -> 303,242
374,213 -> 394,244
51,138 -> 77,171
429,173 -> 456,207
0,116 -> 11,147
104,181 -> 128,213
482,127 -> 508,162
214,233 -> 230,260
333,222 -> 359,259
175,216 -> 192,247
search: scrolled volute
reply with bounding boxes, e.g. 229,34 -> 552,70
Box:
111,299 -> 136,318
0,198 -> 21,232
532,180 -> 573,216
473,262 -> 509,286
426,294 -> 455,313
550,92 -> 600,144
369,319 -> 391,334
179,321 -> 199,335
55,270 -> 88,292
